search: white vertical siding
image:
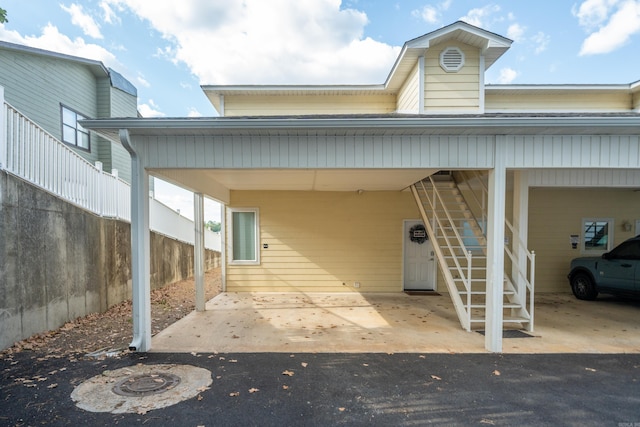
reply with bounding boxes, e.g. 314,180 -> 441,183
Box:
506,135 -> 640,168
136,134 -> 497,170
529,168 -> 640,187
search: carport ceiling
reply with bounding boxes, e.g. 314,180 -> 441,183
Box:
151,168 -> 437,194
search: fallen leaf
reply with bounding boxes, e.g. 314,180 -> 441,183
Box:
230,359 -> 238,363
47,383 -> 58,389
431,375 -> 442,381
301,362 -> 308,368
249,388 -> 259,393
229,392 -> 240,397
585,368 -> 597,372
282,385 -> 289,390
197,386 -> 210,392
493,370 -> 501,376
338,407 -> 346,412
197,395 -> 203,401
362,363 -> 369,367
419,355 -> 426,359
282,370 -> 295,376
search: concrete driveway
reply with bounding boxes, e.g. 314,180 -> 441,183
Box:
151,292 -> 640,353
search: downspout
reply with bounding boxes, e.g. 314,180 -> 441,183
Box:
119,129 -> 152,352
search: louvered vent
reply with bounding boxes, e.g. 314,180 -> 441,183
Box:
439,47 -> 465,72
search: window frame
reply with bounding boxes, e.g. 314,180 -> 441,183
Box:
581,218 -> 614,255
60,104 -> 91,151
227,207 -> 260,265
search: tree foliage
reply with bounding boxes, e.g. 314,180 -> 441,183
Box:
206,220 -> 221,233
0,8 -> 8,24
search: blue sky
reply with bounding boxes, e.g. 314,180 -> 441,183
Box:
1,0 -> 640,220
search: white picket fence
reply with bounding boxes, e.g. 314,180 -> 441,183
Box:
0,96 -> 220,251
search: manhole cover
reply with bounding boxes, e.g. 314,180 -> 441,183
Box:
113,373 -> 181,397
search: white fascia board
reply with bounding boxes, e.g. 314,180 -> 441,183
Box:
201,84 -> 387,93
81,115 -> 640,134
485,84 -> 632,92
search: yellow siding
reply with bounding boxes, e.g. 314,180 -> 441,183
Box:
528,188 -> 639,293
397,62 -> 420,113
632,91 -> 640,110
486,92 -> 632,111
424,41 -> 480,112
227,190 -> 420,292
224,94 -> 397,116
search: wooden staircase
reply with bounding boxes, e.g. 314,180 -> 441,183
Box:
410,173 -> 534,332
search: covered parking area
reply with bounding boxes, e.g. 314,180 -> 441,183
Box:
149,291 -> 640,354
82,115 -> 640,353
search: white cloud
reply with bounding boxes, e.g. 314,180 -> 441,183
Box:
578,0 -> 640,55
138,99 -> 166,117
495,67 -> 518,84
100,1 -> 120,24
136,74 -> 150,88
187,107 -> 202,117
507,23 -> 526,42
61,3 -> 103,39
572,0 -> 621,29
0,23 -> 119,68
460,4 -> 501,28
413,5 -> 439,24
412,0 -> 452,25
105,0 -> 399,85
532,31 -> 550,54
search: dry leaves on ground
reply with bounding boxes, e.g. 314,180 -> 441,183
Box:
0,269 -> 221,359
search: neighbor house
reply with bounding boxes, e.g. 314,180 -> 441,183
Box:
83,21 -> 640,352
0,41 -> 137,182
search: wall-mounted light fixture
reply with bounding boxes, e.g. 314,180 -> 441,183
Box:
622,221 -> 632,232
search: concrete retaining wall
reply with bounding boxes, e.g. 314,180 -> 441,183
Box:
0,172 -> 220,350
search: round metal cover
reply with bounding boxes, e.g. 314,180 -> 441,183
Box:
112,373 -> 181,397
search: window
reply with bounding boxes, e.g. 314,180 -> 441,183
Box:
582,218 -> 614,254
229,208 -> 259,264
61,105 -> 90,150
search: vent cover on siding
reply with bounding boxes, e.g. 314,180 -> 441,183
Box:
439,47 -> 465,72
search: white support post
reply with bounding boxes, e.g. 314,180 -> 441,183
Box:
512,171 -> 530,302
120,130 -> 151,352
221,203 -> 226,292
485,136 -> 507,353
0,86 -> 6,171
194,192 -> 205,312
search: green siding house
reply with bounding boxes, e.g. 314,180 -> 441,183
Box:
0,41 -> 137,182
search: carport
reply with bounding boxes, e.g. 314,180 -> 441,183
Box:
83,115 -> 640,353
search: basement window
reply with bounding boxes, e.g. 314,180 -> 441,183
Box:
581,218 -> 613,254
229,208 -> 260,265
439,47 -> 465,72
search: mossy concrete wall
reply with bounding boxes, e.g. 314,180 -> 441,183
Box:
0,172 -> 220,350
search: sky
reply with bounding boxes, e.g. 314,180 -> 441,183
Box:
1,0 -> 640,220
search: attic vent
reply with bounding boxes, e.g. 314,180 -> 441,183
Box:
439,47 -> 465,72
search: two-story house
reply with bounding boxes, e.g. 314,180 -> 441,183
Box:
83,21 -> 640,353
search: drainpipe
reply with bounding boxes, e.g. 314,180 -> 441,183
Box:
119,129 -> 152,352
194,192 -> 205,311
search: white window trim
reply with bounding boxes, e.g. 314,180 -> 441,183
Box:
227,207 -> 260,265
581,217 -> 614,255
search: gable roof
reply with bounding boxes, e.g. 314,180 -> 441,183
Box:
203,21 -> 513,114
385,21 -> 512,92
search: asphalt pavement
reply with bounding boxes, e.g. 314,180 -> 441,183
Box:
1,351 -> 639,426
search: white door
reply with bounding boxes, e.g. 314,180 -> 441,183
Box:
403,220 -> 436,291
